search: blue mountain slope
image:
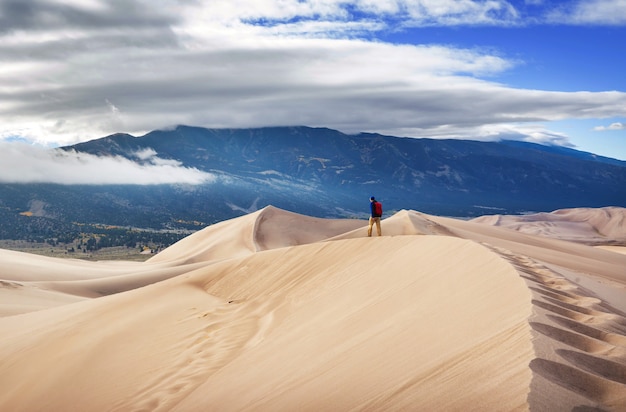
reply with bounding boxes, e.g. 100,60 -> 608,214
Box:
1,125 -> 624,241
64,125 -> 626,217
499,140 -> 626,167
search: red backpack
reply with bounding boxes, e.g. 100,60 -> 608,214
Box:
373,201 -> 383,216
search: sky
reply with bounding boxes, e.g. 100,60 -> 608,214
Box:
1,0 -> 625,184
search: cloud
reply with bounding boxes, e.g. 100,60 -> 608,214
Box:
546,0 -> 626,25
0,0 -> 177,33
475,123 -> 576,147
132,147 -> 158,161
0,142 -> 215,184
105,99 -> 119,115
181,0 -> 521,30
594,122 -> 626,131
0,0 -> 625,149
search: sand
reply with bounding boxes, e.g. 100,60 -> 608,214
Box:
0,206 -> 624,411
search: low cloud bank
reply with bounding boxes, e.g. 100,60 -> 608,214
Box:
0,143 -> 215,185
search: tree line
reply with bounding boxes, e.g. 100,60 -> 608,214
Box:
1,212 -> 188,251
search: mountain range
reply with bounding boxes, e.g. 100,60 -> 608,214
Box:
1,125 -> 625,241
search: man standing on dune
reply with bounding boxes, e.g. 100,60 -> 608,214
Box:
368,196 -> 382,237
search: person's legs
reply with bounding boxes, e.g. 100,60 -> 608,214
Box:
368,217 -> 374,236
375,217 -> 382,236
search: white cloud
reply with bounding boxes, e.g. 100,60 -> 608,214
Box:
105,99 -> 120,115
475,123 -> 575,147
0,142 -> 215,185
133,147 -> 158,161
547,0 -> 626,25
594,122 -> 626,131
179,0 -> 521,30
4,29 -> 624,147
0,0 -> 625,150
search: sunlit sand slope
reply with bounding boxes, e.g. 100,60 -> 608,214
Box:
0,206 -> 624,411
471,206 -> 626,244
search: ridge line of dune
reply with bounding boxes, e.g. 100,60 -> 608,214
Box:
251,205 -> 273,252
486,244 -> 626,409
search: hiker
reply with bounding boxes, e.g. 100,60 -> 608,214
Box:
368,196 -> 382,236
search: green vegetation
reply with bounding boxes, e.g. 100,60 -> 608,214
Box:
0,209 -> 190,260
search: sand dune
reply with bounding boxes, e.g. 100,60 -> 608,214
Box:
148,206 -> 365,264
0,206 -> 625,411
471,206 -> 626,244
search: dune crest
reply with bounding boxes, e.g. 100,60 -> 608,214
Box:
148,206 -> 365,265
0,206 -> 625,411
471,206 -> 626,244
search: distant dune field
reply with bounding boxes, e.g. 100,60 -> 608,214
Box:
1,206 -> 625,411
